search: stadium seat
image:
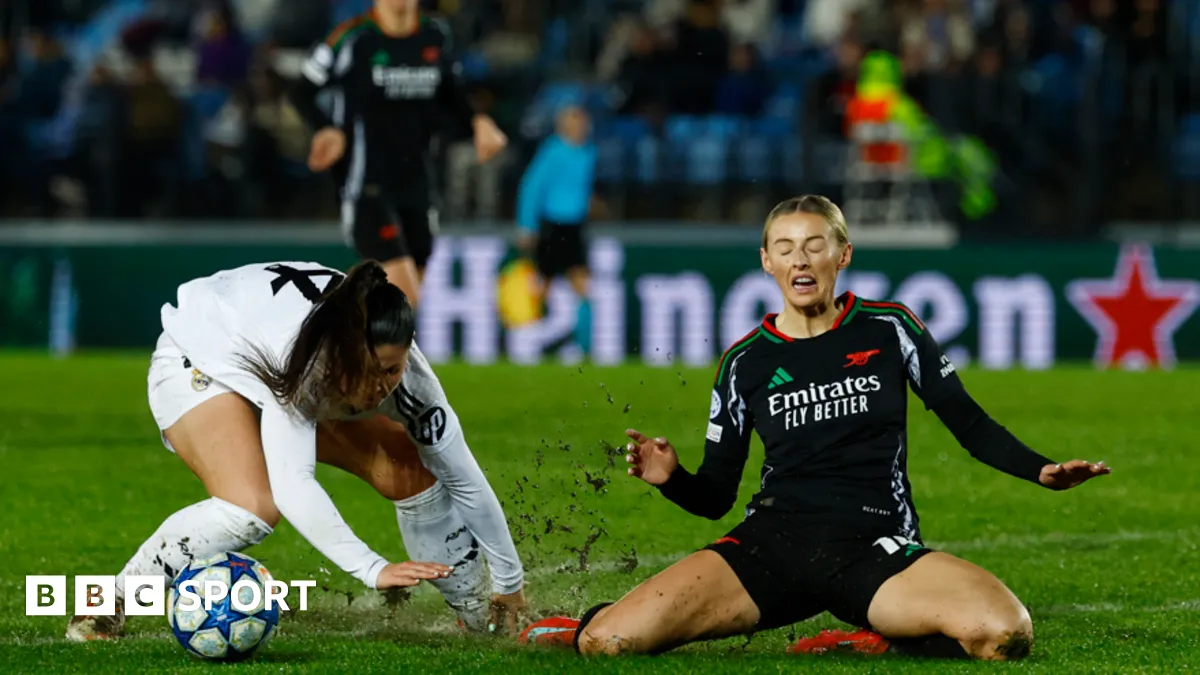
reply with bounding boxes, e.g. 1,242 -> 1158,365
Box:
604,116 -> 651,142
736,133 -> 775,183
764,82 -> 802,120
634,136 -> 662,185
685,136 -> 730,185
736,117 -> 793,184
1174,114 -> 1200,182
664,116 -> 701,144
594,136 -> 627,184
537,18 -> 570,67
706,114 -> 746,139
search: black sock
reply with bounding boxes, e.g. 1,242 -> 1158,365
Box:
886,634 -> 971,659
572,602 -> 614,654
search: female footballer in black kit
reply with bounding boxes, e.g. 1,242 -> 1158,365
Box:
519,195 -> 1110,660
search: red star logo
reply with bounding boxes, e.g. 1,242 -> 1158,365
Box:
1066,244 -> 1200,369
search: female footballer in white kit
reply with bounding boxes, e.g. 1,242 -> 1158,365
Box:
66,260 -> 526,641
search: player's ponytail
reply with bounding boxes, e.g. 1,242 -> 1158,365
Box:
240,260 -> 416,418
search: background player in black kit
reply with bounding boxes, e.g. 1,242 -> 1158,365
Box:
289,0 -> 507,304
519,195 -> 1111,659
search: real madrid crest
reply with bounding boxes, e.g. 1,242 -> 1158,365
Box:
191,369 -> 212,392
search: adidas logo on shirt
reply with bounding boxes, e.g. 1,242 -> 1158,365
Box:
766,367 -> 793,390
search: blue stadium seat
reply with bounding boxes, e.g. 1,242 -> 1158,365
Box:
1174,114 -> 1200,182
635,136 -> 662,184
604,116 -> 650,142
594,136 -> 627,184
736,133 -> 775,183
764,82 -> 801,120
685,136 -> 729,185
664,116 -> 701,144
1181,113 -> 1200,135
782,137 -> 805,185
705,114 -> 745,139
537,18 -> 569,66
735,117 -> 794,183
753,116 -> 794,139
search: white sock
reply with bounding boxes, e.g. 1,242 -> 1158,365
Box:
115,497 -> 274,597
395,482 -> 491,632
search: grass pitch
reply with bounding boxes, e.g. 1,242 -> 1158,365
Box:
0,353 -> 1197,673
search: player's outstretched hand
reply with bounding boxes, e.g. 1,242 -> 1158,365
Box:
473,115 -> 507,164
308,126 -> 347,172
1038,460 -> 1111,490
375,561 -> 452,589
489,589 -> 529,637
624,429 -> 679,486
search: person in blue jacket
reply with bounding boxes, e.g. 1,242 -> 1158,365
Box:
515,105 -> 598,354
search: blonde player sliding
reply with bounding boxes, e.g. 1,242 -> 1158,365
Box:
67,260 -> 527,641
520,195 -> 1110,660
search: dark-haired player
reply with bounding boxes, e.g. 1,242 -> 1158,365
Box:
521,195 -> 1110,659
289,0 -> 507,305
67,260 -> 526,642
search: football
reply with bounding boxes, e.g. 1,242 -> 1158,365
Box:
166,552 -> 280,661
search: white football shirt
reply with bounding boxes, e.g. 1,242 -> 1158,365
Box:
158,262 -> 524,592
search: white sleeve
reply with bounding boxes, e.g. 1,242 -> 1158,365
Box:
259,403 -> 389,589
391,345 -> 525,594
416,408 -> 525,595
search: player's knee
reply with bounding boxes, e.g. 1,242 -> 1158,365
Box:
369,458 -> 436,501
222,491 -> 281,529
961,611 -> 1033,661
576,617 -> 641,657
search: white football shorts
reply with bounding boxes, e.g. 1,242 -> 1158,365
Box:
147,331 -> 235,452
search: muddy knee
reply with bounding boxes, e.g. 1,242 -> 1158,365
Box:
961,612 -> 1034,661
577,616 -> 640,657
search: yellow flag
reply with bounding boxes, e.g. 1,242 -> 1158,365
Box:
497,258 -> 544,328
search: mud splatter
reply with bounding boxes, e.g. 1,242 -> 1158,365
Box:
544,517 -> 573,535
584,470 -> 609,493
382,588 -> 412,615
178,537 -> 194,563
995,632 -> 1033,660
599,439 -> 623,470
566,528 -> 607,573
618,547 -> 638,574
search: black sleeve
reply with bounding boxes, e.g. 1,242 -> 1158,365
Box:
932,389 -> 1057,486
434,46 -> 477,140
657,352 -> 754,519
288,39 -> 346,132
889,302 -> 1058,486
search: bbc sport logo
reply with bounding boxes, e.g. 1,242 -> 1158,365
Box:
25,575 -> 316,616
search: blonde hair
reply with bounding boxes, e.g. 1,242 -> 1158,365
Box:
761,195 -> 850,249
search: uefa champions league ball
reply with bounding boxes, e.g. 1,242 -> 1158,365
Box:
167,552 -> 280,661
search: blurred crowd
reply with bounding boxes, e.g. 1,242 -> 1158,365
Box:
0,0 -> 1195,235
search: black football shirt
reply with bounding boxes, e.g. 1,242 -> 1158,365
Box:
292,11 -> 475,197
659,292 -> 968,542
